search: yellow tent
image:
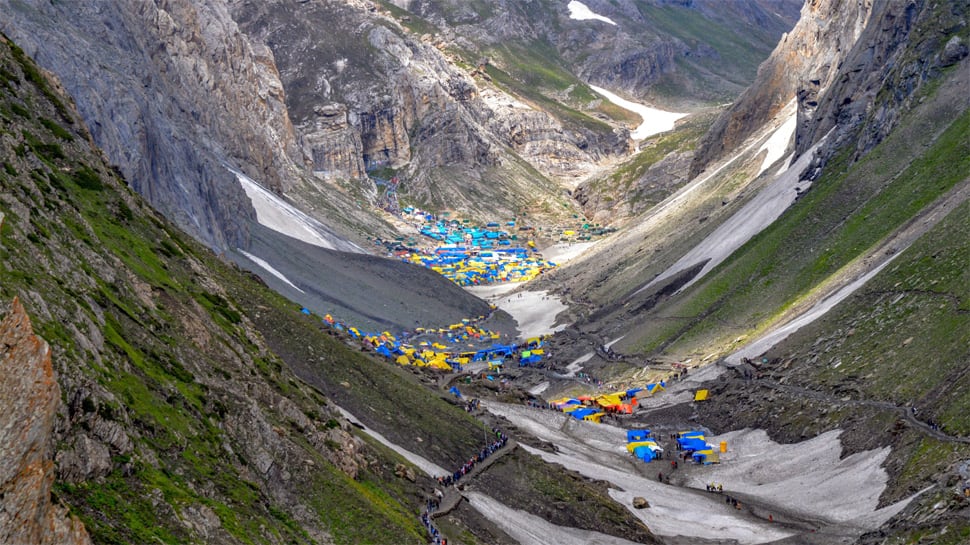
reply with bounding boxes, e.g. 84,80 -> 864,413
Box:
395,355 -> 411,366
596,393 -> 624,407
694,389 -> 709,401
626,440 -> 659,453
583,412 -> 606,423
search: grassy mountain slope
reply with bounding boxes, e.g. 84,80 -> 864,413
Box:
0,34 -> 439,544
619,65 -> 969,359
1,33 -> 657,545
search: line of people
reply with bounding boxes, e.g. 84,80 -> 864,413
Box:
436,429 -> 509,487
421,428 -> 510,544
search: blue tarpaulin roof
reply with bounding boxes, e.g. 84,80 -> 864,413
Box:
633,446 -> 654,461
678,438 -> 708,452
627,430 -> 651,442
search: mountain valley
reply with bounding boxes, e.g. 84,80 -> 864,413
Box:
2,1 -> 969,544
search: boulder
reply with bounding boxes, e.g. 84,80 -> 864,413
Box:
632,496 -> 650,509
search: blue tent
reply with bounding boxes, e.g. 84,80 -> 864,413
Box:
679,431 -> 705,438
678,438 -> 708,452
301,307 -> 311,315
632,445 -> 654,462
626,388 -> 643,398
448,386 -> 461,398
570,408 -> 596,420
627,430 -> 651,442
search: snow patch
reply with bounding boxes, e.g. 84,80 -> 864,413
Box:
486,401 -> 910,542
485,401 -> 790,543
494,290 -> 568,340
691,429 -> 923,528
589,84 -> 687,140
529,381 -> 550,395
604,335 -> 625,349
635,135 -> 825,296
232,167 -> 362,253
466,492 -> 642,545
567,1 -> 617,26
565,352 -> 593,377
757,112 -> 797,176
727,253 -> 900,364
333,405 -> 446,477
238,249 -> 305,293
466,288 -> 569,340
542,241 -> 600,264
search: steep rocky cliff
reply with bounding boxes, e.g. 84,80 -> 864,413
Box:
394,0 -> 801,107
0,0 -> 305,249
0,297 -> 92,545
690,0 -> 876,177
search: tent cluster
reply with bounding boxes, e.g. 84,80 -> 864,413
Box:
676,430 -> 720,464
550,397 -> 607,423
310,307 -> 550,373
626,429 -> 664,462
404,246 -> 556,286
318,312 -> 491,372
549,382 -> 666,420
415,217 -> 525,250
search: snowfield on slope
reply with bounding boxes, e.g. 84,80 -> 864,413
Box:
466,492 -> 643,545
567,1 -> 617,25
238,249 -> 305,293
232,167 -> 361,253
635,132 -> 824,296
590,85 -> 687,140
485,401 -> 914,543
466,287 -> 568,340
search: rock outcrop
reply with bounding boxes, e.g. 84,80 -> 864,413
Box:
0,298 -> 92,545
0,0 -> 301,249
795,0 -> 970,166
690,0 -> 876,177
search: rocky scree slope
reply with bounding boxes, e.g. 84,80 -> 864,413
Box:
0,34 -> 658,545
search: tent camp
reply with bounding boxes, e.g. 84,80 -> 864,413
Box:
626,440 -> 661,453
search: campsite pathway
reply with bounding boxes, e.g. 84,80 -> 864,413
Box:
730,374 -> 970,444
429,438 -> 518,520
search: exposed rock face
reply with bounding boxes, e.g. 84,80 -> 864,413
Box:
300,103 -> 367,179
690,0 -> 875,177
231,0 -> 615,219
795,0 -> 970,166
0,0 -> 301,249
0,298 -> 92,545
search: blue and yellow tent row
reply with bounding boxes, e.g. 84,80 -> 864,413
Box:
404,247 -> 556,287
548,381 -> 667,418
311,308 -> 550,373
